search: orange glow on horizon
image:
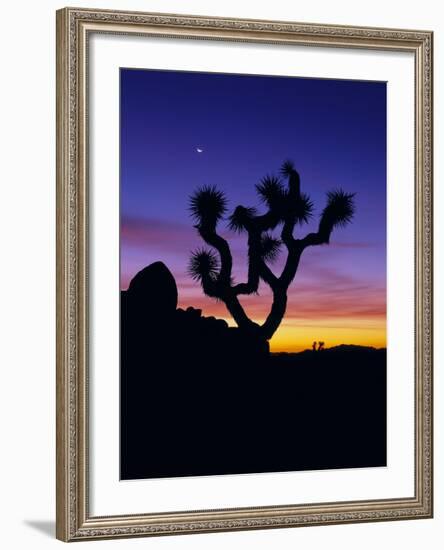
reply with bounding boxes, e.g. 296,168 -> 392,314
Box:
269,320 -> 386,352
174,278 -> 387,353
211,315 -> 386,353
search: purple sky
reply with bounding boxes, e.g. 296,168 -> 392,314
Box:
120,68 -> 386,351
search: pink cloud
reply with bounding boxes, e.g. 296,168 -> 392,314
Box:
121,217 -> 195,250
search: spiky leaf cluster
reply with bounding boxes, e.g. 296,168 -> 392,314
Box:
189,186 -> 227,227
291,192 -> 314,225
188,248 -> 219,282
259,234 -> 281,263
321,189 -> 355,229
228,206 -> 257,233
255,176 -> 287,211
280,159 -> 295,177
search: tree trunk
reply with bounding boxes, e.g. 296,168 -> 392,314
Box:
261,287 -> 288,340
225,294 -> 260,333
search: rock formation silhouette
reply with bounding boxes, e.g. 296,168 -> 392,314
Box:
126,261 -> 178,315
122,261 -> 269,366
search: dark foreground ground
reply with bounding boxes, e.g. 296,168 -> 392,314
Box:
121,331 -> 386,480
120,262 -> 386,480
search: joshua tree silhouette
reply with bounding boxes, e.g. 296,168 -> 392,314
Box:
188,161 -> 355,342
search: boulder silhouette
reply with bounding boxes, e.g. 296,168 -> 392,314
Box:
123,263 -> 269,359
126,261 -> 178,315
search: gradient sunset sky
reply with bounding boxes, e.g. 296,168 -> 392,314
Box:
120,68 -> 387,352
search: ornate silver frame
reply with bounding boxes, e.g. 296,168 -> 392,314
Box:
56,7 -> 433,541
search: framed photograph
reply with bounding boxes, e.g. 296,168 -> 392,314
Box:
56,7 -> 433,541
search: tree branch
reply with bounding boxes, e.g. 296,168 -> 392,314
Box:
232,229 -> 261,295
232,222 -> 279,295
197,225 -> 233,287
300,231 -> 328,249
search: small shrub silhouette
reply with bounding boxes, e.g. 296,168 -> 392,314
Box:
189,160 -> 355,341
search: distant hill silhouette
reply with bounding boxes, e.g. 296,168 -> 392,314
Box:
273,344 -> 386,361
121,262 -> 386,480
